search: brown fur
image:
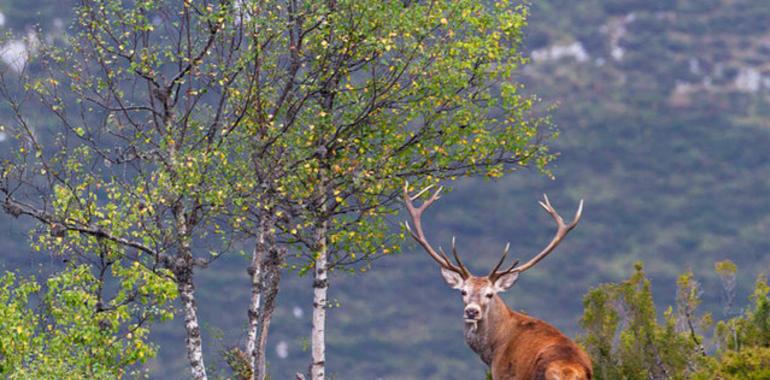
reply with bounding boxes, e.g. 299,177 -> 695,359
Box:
461,278 -> 592,380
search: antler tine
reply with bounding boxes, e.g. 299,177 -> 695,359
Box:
451,236 -> 470,278
504,259 -> 520,273
512,195 -> 583,275
488,242 -> 510,278
409,184 -> 435,201
438,245 -> 471,278
488,244 -> 523,282
574,199 -> 584,225
403,181 -> 443,213
403,182 -> 468,278
437,246 -> 453,266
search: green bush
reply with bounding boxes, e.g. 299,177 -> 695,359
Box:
579,261 -> 770,379
0,265 -> 173,378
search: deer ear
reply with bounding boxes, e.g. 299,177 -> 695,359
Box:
440,268 -> 464,289
493,272 -> 519,292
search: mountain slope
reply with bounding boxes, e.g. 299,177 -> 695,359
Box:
1,0 -> 769,378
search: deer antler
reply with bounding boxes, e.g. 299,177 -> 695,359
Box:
440,237 -> 471,278
403,182 -> 470,279
489,195 -> 583,282
488,243 -> 520,282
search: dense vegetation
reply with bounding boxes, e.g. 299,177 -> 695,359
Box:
0,266 -> 174,378
580,261 -> 770,379
0,0 -> 769,378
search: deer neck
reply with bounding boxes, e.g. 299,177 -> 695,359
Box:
464,294 -> 514,366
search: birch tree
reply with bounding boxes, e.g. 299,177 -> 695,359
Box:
1,1 -> 555,379
0,1 -> 259,378
224,0 -> 554,378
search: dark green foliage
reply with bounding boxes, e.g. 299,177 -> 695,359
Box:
580,263 -> 700,379
580,262 -> 770,380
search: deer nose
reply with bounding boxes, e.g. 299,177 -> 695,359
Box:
465,307 -> 480,320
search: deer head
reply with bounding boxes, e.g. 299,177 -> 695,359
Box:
403,182 -> 583,328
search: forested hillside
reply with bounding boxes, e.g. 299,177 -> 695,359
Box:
0,0 -> 769,378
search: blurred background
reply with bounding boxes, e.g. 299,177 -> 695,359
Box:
1,0 -> 769,378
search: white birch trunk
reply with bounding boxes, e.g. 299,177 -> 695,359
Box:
179,277 -> 208,380
310,221 -> 328,380
173,199 -> 207,380
247,240 -> 264,380
165,106 -> 207,379
247,219 -> 283,380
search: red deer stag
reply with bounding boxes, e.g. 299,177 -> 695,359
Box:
403,183 -> 592,380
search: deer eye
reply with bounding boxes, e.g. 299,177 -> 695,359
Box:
485,293 -> 493,298
460,290 -> 468,296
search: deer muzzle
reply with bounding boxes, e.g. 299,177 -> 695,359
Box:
464,304 -> 481,322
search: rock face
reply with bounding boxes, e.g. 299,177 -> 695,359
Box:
524,4 -> 770,101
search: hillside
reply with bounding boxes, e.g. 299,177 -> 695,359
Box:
1,0 -> 769,378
